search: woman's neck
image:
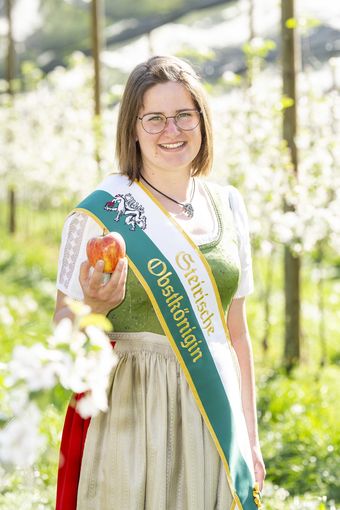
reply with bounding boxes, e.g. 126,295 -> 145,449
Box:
140,168 -> 193,203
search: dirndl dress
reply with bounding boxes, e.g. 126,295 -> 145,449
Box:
55,182 -> 254,510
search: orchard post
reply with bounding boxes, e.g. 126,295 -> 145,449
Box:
5,0 -> 16,234
91,0 -> 105,175
281,0 -> 301,369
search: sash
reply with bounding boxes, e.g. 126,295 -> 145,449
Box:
76,174 -> 259,510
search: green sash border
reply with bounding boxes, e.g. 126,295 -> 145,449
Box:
76,187 -> 258,510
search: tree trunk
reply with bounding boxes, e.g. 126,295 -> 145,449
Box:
5,0 -> 16,234
91,0 -> 104,175
262,250 -> 274,356
8,187 -> 16,234
314,243 -> 326,367
248,0 -> 255,41
91,0 -> 102,118
283,246 -> 300,367
281,0 -> 301,369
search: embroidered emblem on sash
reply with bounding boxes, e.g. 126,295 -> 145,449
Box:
104,193 -> 147,231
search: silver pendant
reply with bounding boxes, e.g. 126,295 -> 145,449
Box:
182,203 -> 194,218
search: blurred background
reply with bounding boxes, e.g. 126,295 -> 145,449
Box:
0,0 -> 339,508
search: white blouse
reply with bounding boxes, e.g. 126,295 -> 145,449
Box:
56,184 -> 254,301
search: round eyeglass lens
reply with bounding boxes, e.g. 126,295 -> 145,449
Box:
176,110 -> 200,130
141,110 -> 201,134
142,114 -> 165,133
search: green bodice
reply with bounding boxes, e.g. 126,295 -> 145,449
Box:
107,184 -> 240,333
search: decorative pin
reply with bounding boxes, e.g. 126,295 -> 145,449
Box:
183,203 -> 194,218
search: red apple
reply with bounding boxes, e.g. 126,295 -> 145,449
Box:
86,232 -> 126,273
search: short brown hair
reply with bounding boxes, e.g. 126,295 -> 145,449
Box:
116,55 -> 213,181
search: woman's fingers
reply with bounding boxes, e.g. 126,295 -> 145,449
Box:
104,258 -> 128,295
118,258 -> 128,288
79,257 -> 128,313
88,260 -> 105,290
79,260 -> 91,286
116,258 -> 128,299
252,445 -> 266,493
254,460 -> 266,491
80,259 -> 105,293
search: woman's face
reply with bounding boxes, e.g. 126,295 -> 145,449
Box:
135,81 -> 202,178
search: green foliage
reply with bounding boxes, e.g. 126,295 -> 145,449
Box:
258,367 -> 340,503
279,95 -> 295,110
285,16 -> 321,33
247,250 -> 340,370
0,228 -> 58,361
286,18 -> 298,29
21,61 -> 44,91
243,38 -> 276,59
0,232 -> 62,508
33,1 -> 90,56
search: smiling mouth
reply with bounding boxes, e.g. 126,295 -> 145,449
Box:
159,142 -> 186,150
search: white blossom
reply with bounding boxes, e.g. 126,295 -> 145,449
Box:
6,343 -> 64,391
0,403 -> 45,468
0,305 -> 14,326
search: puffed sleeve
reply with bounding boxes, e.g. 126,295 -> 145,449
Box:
228,186 -> 254,298
56,211 -> 103,300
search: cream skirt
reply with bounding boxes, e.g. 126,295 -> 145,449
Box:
76,332 -> 234,510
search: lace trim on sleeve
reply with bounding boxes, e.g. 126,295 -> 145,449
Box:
59,213 -> 88,289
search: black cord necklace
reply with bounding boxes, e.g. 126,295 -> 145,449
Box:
140,175 -> 195,218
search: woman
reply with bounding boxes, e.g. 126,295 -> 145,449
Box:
55,55 -> 265,510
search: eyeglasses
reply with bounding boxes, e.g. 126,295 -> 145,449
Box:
137,109 -> 202,134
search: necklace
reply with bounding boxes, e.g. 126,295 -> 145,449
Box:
140,175 -> 195,218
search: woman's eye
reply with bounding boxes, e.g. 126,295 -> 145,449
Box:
178,111 -> 193,119
147,115 -> 163,123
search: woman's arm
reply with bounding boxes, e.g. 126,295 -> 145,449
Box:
53,258 -> 128,324
227,296 -> 266,490
53,289 -> 76,323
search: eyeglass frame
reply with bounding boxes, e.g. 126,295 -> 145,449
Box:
136,109 -> 202,134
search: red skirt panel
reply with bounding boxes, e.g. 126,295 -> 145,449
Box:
55,393 -> 91,510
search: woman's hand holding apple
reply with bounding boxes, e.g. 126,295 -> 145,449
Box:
79,257 -> 128,315
79,231 -> 128,315
86,232 -> 126,273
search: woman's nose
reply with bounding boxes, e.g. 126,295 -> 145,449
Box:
164,117 -> 181,134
